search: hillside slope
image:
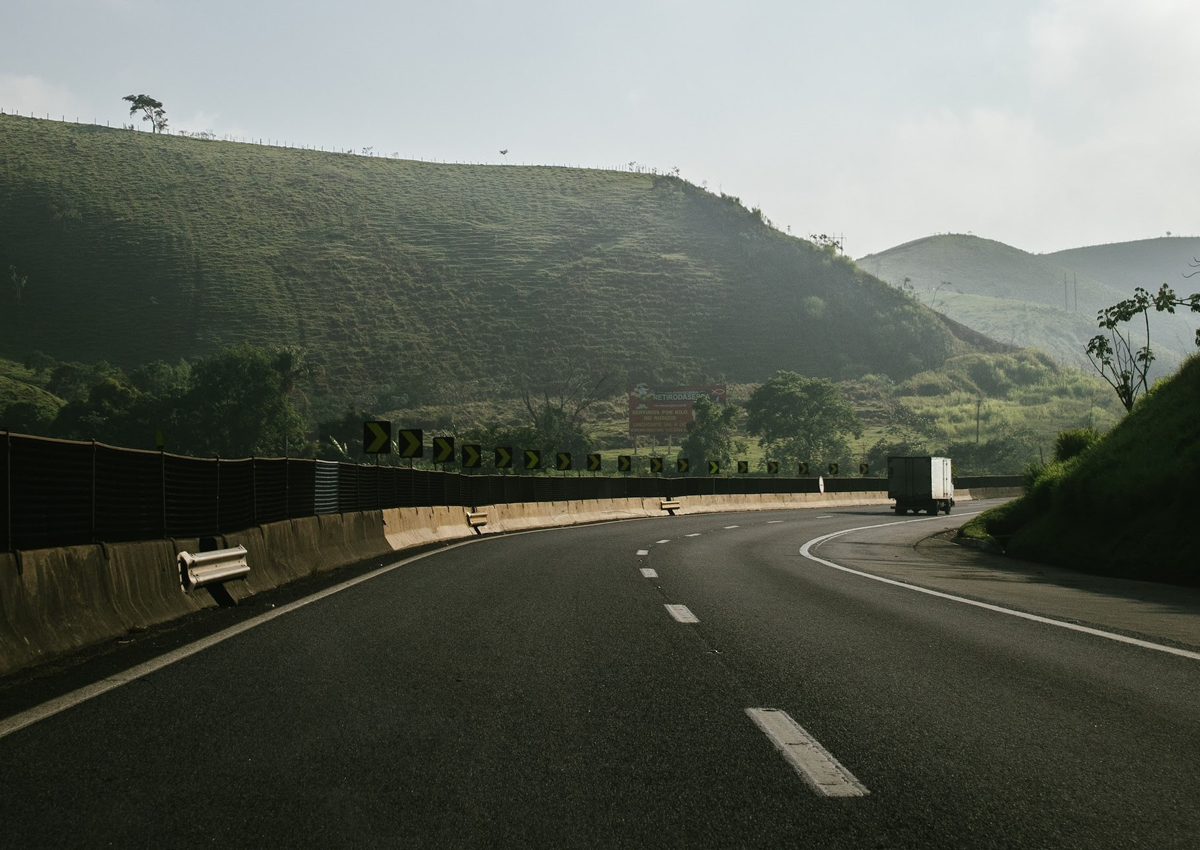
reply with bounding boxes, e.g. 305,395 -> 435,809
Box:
857,234 -> 1195,371
1000,355 -> 1200,584
1047,236 -> 1200,296
0,116 -> 970,415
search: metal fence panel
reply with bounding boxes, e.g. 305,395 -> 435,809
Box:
164,455 -> 219,538
315,460 -> 339,515
10,435 -> 93,549
96,444 -> 162,542
254,459 -> 289,524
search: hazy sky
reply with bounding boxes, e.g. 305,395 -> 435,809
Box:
3,0 -> 1197,256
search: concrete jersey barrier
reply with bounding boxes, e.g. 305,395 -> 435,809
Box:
0,488 -> 1013,679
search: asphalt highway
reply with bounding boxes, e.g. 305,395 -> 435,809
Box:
1,501 -> 1198,848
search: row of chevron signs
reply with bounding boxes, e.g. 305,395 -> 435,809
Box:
363,422 -> 867,475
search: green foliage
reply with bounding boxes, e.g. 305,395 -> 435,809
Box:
1086,283 -> 1200,412
982,354 -> 1200,583
941,430 -> 1041,475
745,371 -> 862,465
680,395 -> 740,471
176,344 -> 308,457
1053,427 -> 1100,462
122,94 -> 168,133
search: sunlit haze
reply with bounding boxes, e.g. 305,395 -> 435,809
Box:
3,0 -> 1197,256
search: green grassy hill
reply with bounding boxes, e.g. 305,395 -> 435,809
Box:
964,354 -> 1200,584
0,115 -> 972,418
856,234 -> 1198,373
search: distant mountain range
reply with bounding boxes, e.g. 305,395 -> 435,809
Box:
857,235 -> 1200,372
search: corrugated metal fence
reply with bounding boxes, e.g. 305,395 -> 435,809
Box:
0,431 -> 1020,552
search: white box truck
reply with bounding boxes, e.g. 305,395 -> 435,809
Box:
887,456 -> 954,515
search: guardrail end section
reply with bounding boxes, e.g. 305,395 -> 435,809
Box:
467,510 -> 488,535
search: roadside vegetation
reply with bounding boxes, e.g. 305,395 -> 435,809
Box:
959,354 -> 1200,584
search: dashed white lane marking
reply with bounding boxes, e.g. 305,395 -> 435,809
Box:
745,708 -> 869,798
656,539 -> 670,544
724,525 -> 740,529
640,568 -> 658,578
636,549 -> 650,556
665,604 -> 699,623
800,517 -> 1200,663
685,533 -> 702,538
815,515 -> 833,519
767,520 -> 784,524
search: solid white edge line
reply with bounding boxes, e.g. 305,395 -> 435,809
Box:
745,708 -> 869,798
665,604 -> 699,623
0,539 -> 482,740
799,516 -> 1200,662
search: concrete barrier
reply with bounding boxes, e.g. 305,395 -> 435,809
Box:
2,487 -> 1024,679
0,512 -> 394,679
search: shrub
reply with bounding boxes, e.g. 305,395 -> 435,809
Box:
1053,427 -> 1101,462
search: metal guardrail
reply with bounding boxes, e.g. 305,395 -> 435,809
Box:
178,545 -> 250,591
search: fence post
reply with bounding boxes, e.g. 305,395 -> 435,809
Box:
252,457 -> 258,527
215,455 -> 221,533
4,430 -> 10,552
285,452 -> 290,519
160,446 -> 167,538
91,439 -> 97,543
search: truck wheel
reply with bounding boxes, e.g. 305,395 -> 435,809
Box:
894,507 -> 905,515
944,504 -> 952,515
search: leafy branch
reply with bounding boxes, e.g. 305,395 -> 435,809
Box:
1086,283 -> 1200,412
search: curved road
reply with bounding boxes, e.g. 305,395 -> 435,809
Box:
1,501 -> 1198,848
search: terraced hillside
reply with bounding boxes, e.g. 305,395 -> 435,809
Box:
0,115 -> 969,415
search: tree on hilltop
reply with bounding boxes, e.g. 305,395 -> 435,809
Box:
123,94 -> 168,133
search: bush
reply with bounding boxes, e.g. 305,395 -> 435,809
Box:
1053,427 -> 1101,462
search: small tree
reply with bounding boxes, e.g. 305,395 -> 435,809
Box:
122,94 -> 168,133
680,395 -> 739,471
745,371 -> 862,465
1086,283 -> 1200,412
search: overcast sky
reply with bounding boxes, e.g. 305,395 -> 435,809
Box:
3,0 -> 1197,257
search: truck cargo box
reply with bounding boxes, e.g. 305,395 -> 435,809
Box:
887,456 -> 954,515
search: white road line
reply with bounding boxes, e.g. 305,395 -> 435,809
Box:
636,549 -> 649,556
799,517 -> 1200,663
640,568 -> 658,578
724,525 -> 740,529
767,520 -> 784,524
0,539 -> 483,741
685,533 -> 702,538
815,515 -> 833,519
656,539 -> 670,544
745,708 -> 869,798
665,604 -> 699,623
